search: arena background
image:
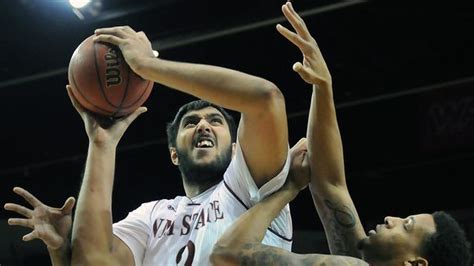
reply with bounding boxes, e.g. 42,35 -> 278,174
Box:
0,0 -> 473,264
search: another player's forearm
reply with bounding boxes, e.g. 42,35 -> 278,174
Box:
212,240 -> 367,266
71,143 -> 117,260
307,85 -> 346,189
310,189 -> 364,257
212,188 -> 297,265
307,85 -> 365,257
135,57 -> 282,114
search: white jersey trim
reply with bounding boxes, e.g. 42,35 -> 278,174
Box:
223,138 -> 291,207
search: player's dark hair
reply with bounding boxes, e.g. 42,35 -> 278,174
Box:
166,100 -> 237,148
420,211 -> 472,266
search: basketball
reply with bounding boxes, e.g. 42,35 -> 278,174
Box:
68,35 -> 153,117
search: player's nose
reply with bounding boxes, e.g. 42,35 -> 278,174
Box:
384,216 -> 395,228
197,120 -> 211,133
384,216 -> 403,228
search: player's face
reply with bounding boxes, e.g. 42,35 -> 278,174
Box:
358,213 -> 435,262
173,107 -> 233,185
176,107 -> 232,164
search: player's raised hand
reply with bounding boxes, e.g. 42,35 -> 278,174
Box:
4,187 -> 75,251
276,2 -> 332,88
93,26 -> 156,74
66,85 -> 147,146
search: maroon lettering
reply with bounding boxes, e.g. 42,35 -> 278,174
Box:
152,200 -> 226,238
159,219 -> 175,237
154,218 -> 175,238
213,200 -> 224,220
181,214 -> 192,235
192,213 -> 199,222
154,218 -> 165,237
207,202 -> 213,223
153,219 -> 158,237
194,210 -> 206,230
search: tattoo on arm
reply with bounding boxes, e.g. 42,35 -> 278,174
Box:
237,243 -> 368,266
322,199 -> 360,257
238,243 -> 292,266
324,199 -> 355,228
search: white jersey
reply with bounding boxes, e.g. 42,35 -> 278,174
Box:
113,141 -> 292,266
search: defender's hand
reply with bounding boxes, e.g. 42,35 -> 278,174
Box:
277,2 -> 332,88
286,138 -> 311,192
4,187 -> 75,251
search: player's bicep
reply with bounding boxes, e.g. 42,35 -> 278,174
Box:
238,94 -> 288,187
309,184 -> 365,257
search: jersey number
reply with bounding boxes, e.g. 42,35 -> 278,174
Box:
176,240 -> 195,266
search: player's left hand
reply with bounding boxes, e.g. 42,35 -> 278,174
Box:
66,85 -> 147,147
94,26 -> 156,74
4,187 -> 75,251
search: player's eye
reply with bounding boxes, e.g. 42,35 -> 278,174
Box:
210,118 -> 223,125
183,119 -> 197,127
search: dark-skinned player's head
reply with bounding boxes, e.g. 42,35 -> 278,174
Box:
419,211 -> 472,266
358,211 -> 471,265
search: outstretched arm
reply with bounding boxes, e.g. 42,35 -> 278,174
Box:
277,2 -> 366,257
94,27 -> 288,186
211,139 -> 368,266
66,86 -> 146,265
4,187 -> 75,266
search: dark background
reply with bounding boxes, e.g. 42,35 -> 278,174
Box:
1,0 -> 473,264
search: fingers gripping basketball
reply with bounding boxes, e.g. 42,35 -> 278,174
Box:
68,35 -> 153,117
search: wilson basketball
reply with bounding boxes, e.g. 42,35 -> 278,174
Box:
68,35 -> 153,117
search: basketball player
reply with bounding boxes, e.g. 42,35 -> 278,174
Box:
211,2 -> 472,265
65,16 -> 293,266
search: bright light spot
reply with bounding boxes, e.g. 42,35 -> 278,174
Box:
69,0 -> 91,9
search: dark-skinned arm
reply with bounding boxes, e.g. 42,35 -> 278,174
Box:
276,2 -> 366,257
211,139 -> 367,266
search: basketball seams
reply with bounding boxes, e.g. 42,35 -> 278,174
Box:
120,80 -> 152,109
118,81 -> 153,115
70,70 -> 116,115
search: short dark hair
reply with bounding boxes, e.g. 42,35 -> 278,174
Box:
166,100 -> 237,148
420,211 -> 472,266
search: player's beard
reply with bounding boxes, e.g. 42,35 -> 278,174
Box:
176,145 -> 232,187
357,238 -> 393,263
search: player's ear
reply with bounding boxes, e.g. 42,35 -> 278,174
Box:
169,147 -> 179,165
231,143 -> 236,158
404,257 -> 428,266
